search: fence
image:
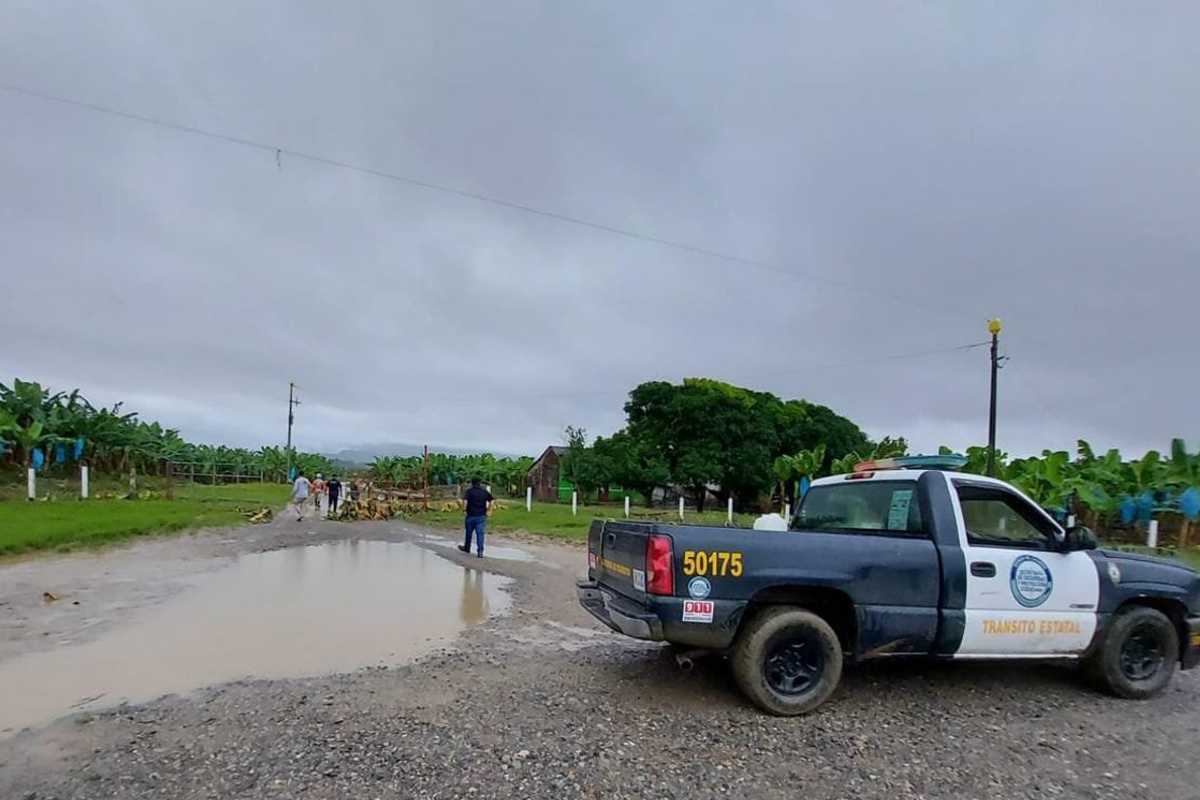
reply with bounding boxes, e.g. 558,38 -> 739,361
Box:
165,461 -> 273,485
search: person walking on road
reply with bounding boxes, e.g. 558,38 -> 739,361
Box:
327,475 -> 342,516
458,478 -> 493,558
312,473 -> 326,517
289,470 -> 311,521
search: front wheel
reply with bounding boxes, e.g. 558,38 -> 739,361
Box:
1085,606 -> 1179,699
731,606 -> 843,716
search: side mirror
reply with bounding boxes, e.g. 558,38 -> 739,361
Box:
1063,525 -> 1098,552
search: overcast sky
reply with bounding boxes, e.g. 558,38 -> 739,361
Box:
2,2 -> 1196,459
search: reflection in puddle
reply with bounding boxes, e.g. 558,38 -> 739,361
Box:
0,541 -> 509,734
420,537 -> 537,563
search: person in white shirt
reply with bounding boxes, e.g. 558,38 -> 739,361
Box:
289,471 -> 311,521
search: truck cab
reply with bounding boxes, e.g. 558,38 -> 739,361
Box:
577,457 -> 1200,715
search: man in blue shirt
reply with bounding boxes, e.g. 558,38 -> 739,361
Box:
458,478 -> 494,558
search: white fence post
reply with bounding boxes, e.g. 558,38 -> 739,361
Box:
572,491 -> 578,516
1067,514 -> 1076,528
624,495 -> 630,518
526,486 -> 532,512
727,497 -> 733,525
81,465 -> 90,499
27,467 -> 35,500
679,497 -> 684,520
784,502 -> 791,521
1147,519 -> 1159,549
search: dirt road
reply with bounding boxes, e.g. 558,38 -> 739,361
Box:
1,518 -> 1197,799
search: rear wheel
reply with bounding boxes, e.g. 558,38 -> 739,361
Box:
731,606 -> 842,716
1086,606 -> 1179,699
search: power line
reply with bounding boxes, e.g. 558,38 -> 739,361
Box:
1,80 -> 980,321
773,340 -> 990,378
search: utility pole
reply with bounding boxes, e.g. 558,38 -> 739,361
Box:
422,445 -> 430,511
986,319 -> 1003,477
286,382 -> 301,482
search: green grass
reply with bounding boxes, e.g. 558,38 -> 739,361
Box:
0,483 -> 290,555
401,500 -> 760,543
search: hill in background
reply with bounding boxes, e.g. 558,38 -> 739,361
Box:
326,442 -> 531,467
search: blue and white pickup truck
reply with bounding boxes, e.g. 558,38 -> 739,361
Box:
577,456 -> 1200,715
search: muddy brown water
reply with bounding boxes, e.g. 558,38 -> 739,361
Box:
0,540 -> 511,735
418,536 -> 539,563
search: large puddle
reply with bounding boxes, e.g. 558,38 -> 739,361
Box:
418,536 -> 539,563
0,540 -> 510,734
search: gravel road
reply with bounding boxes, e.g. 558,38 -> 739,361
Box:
1,519 -> 1198,800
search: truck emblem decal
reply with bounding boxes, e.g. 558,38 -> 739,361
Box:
687,576 -> 711,599
1107,563 -> 1121,585
1010,555 -> 1053,608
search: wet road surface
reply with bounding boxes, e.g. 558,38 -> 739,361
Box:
0,540 -> 509,734
1,517 -> 1198,800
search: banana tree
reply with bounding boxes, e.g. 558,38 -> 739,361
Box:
773,445 -> 827,510
0,409 -> 18,457
1066,441 -> 1125,528
1007,450 -> 1070,508
11,420 -> 50,467
1166,439 -> 1200,545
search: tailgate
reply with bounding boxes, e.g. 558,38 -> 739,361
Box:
587,520 -> 652,602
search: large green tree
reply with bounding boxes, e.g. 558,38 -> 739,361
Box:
593,430 -> 669,506
624,378 -> 860,511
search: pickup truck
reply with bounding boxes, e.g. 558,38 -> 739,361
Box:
577,459 -> 1200,715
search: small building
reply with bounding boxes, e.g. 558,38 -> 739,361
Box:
527,446 -> 570,502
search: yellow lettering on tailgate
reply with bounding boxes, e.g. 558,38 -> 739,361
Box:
599,557 -> 632,577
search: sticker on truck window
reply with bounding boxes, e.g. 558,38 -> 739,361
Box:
682,551 -> 743,577
887,490 -> 914,530
682,600 -> 714,623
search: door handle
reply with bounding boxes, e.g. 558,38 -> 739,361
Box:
971,561 -> 997,578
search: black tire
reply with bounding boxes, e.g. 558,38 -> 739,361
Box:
1086,606 -> 1179,699
731,606 -> 843,716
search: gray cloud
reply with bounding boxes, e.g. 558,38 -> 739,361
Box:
2,2 -> 1196,458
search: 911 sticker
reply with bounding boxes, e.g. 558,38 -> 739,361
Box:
682,600 -> 714,624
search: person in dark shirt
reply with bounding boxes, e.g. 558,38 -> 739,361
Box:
458,477 -> 494,558
327,476 -> 342,516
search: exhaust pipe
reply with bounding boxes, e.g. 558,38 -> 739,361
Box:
674,648 -> 707,672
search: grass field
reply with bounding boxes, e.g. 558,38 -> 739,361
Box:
402,501 -> 761,543
6,482 -> 1200,572
0,483 -> 290,555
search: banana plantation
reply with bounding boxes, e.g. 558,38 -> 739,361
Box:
366,453 -> 535,497
776,438 -> 1200,546
0,379 -> 334,482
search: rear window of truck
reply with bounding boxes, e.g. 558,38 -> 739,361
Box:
794,480 -> 925,536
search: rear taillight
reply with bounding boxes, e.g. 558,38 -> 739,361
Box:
645,534 -> 674,596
